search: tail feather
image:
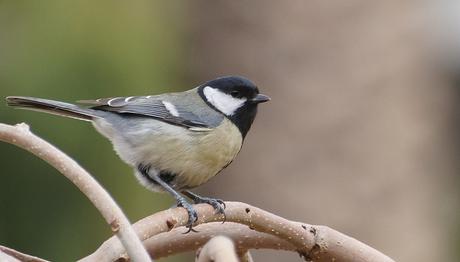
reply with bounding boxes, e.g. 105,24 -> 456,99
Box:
5,96 -> 99,121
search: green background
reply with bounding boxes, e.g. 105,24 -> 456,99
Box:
0,1 -> 188,261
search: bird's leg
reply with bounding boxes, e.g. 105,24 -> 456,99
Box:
182,190 -> 226,218
153,178 -> 199,233
138,165 -> 198,233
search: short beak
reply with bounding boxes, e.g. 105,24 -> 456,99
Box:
251,93 -> 271,104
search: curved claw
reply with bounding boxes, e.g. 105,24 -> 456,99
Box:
215,199 -> 226,209
184,224 -> 199,234
220,211 -> 227,224
196,197 -> 226,222
177,198 -> 199,233
183,191 -> 227,224
214,202 -> 226,223
212,201 -> 225,214
213,199 -> 227,223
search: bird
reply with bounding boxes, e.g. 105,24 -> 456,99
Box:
5,75 -> 270,231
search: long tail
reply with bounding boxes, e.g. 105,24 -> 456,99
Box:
5,96 -> 100,121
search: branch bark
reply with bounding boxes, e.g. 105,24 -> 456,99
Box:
0,251 -> 20,262
83,202 -> 395,262
239,251 -> 254,262
0,245 -> 50,262
0,123 -> 151,262
195,236 -> 238,262
0,122 -> 395,262
141,222 -> 294,259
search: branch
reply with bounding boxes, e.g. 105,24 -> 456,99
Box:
0,122 -> 395,262
0,123 -> 151,262
0,251 -> 20,262
195,236 -> 238,262
239,251 -> 254,262
0,245 -> 50,262
141,222 -> 294,259
83,202 -> 394,262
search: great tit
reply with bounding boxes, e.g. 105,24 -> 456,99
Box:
6,75 -> 270,231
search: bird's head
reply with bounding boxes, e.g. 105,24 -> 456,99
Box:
198,75 -> 270,138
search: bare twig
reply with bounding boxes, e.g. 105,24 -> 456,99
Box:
0,245 -> 50,262
83,202 -> 394,262
196,236 -> 238,262
0,123 -> 151,262
0,122 -> 395,262
0,251 -> 20,262
239,251 -> 254,262
141,222 -> 294,259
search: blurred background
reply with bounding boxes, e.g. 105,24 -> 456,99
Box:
0,1 -> 459,261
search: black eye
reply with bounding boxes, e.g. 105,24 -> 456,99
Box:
230,90 -> 240,98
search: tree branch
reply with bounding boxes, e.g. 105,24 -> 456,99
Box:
0,251 -> 20,262
0,123 -> 151,262
239,251 -> 254,262
195,236 -> 238,262
0,245 -> 50,262
0,122 -> 395,262
141,222 -> 294,259
83,202 -> 394,262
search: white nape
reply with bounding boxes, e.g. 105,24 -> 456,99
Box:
162,101 -> 180,117
203,86 -> 247,116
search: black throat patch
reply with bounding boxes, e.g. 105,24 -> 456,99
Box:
226,104 -> 258,138
197,86 -> 259,139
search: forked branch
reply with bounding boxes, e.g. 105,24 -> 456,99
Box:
0,123 -> 151,262
83,202 -> 394,262
0,245 -> 49,262
0,122 -> 395,262
195,236 -> 239,262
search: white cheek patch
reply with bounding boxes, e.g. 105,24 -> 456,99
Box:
203,86 -> 247,116
162,101 -> 180,117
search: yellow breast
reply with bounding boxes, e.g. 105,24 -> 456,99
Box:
137,118 -> 243,189
177,118 -> 243,188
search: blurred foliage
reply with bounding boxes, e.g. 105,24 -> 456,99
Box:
0,1 -> 188,261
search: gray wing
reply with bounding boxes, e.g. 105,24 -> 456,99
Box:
77,94 -> 212,129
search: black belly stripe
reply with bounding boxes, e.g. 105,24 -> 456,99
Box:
159,170 -> 176,184
137,163 -> 155,184
137,163 -> 176,185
